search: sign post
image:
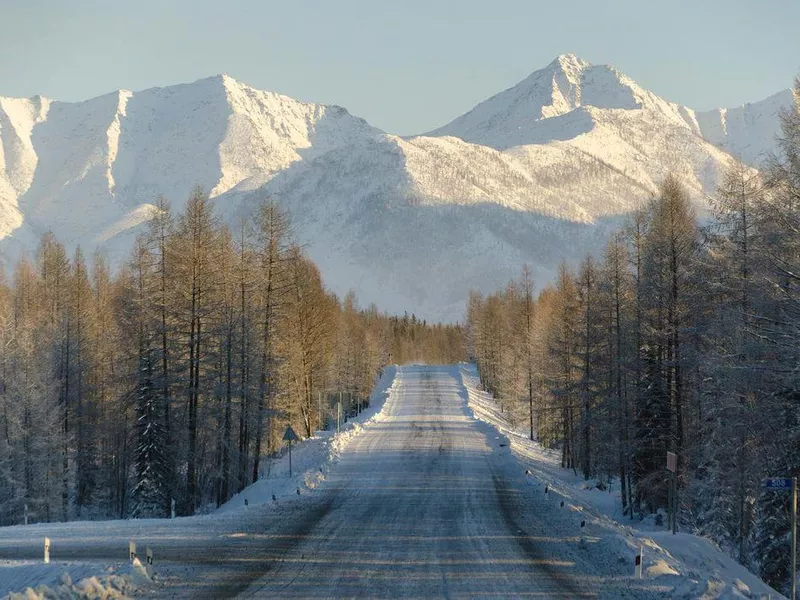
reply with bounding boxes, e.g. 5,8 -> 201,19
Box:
794,477 -> 798,600
762,476 -> 797,600
283,425 -> 299,477
666,451 -> 677,534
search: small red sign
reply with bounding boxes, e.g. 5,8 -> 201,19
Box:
667,451 -> 677,473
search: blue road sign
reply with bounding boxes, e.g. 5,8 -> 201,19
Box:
283,426 -> 299,442
763,478 -> 793,490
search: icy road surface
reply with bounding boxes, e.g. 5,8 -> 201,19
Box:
235,365 -> 655,598
1,366 -> 663,598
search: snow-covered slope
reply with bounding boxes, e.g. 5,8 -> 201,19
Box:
0,58 -> 792,321
429,54 -> 701,149
0,75 -> 381,263
695,88 -> 795,165
429,53 -> 791,167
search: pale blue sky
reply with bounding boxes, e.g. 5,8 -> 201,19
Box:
1,0 -> 798,134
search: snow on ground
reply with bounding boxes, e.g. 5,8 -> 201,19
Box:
458,362 -> 783,599
217,365 -> 397,513
2,363 -> 780,598
0,368 -> 398,599
1,559 -> 149,600
236,364 -> 660,598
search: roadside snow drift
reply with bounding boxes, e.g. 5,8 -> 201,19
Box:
457,363 -> 783,599
217,365 -> 397,513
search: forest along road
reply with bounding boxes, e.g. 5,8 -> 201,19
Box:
0,366 -> 659,598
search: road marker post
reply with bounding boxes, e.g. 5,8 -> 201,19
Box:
43,537 -> 50,564
145,547 -> 154,578
129,540 -> 136,562
635,545 -> 643,578
23,503 -> 28,526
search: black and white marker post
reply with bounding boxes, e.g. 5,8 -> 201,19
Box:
763,476 -> 797,600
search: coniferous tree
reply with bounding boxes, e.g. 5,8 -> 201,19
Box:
172,188 -> 221,514
0,187 -> 465,526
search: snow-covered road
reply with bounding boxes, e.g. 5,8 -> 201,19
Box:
1,365 -> 669,598
235,365 -> 658,598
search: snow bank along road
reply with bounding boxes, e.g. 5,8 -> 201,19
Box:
0,366 -> 667,598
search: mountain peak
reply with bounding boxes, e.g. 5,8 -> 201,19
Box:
425,53 -> 598,144
549,53 -> 591,73
218,72 -> 243,87
427,54 -> 687,148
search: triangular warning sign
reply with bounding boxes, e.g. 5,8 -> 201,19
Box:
283,425 -> 299,441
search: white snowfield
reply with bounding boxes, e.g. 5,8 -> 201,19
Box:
0,55 -> 793,321
1,364 -> 780,598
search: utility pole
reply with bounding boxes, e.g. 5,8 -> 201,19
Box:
793,477 -> 797,600
762,476 -> 797,600
672,471 -> 678,535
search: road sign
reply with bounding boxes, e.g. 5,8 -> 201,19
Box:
666,452 -> 678,535
763,478 -> 793,490
284,425 -> 298,477
283,426 -> 298,442
666,451 -> 677,473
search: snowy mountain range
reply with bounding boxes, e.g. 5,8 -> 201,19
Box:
0,54 -> 794,320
